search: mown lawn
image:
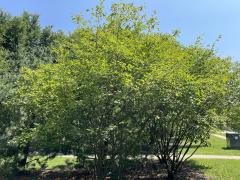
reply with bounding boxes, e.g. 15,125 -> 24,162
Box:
26,134 -> 240,179
28,156 -> 77,169
188,135 -> 240,156
28,156 -> 240,179
189,159 -> 240,180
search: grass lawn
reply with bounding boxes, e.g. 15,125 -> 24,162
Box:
189,159 -> 240,180
28,156 -> 240,179
47,156 -> 76,169
28,156 -> 77,169
188,135 -> 240,156
25,134 -> 240,179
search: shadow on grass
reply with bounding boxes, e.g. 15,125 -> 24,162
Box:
179,142 -> 211,149
10,159 -> 209,179
222,147 -> 240,150
177,159 -> 210,179
186,160 -> 209,170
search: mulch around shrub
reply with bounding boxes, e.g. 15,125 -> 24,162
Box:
5,162 -> 207,180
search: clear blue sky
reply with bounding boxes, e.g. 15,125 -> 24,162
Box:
0,0 -> 239,60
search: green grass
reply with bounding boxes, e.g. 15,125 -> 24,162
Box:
29,156 -> 240,180
47,156 -> 76,169
28,156 -> 77,169
26,134 -> 240,179
189,159 -> 240,180
188,135 -> 240,156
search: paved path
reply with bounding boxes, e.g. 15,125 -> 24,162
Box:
60,154 -> 240,160
190,155 -> 240,160
212,134 -> 226,140
146,154 -> 240,160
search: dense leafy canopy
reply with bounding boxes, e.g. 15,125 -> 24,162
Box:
0,10 -> 59,175
0,2 -> 239,179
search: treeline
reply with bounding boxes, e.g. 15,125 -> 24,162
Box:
0,2 -> 239,179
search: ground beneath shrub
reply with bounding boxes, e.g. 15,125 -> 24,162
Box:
6,162 -> 207,180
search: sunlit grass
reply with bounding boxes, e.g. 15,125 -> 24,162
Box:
188,135 -> 240,156
189,159 -> 240,180
28,156 -> 77,169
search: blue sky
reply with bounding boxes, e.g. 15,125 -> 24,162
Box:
0,0 -> 239,60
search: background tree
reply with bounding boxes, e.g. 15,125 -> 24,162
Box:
224,63 -> 240,131
0,10 -> 60,174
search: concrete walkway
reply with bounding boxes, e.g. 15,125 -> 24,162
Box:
60,154 -> 240,160
190,155 -> 240,160
212,134 -> 226,140
145,154 -> 240,160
